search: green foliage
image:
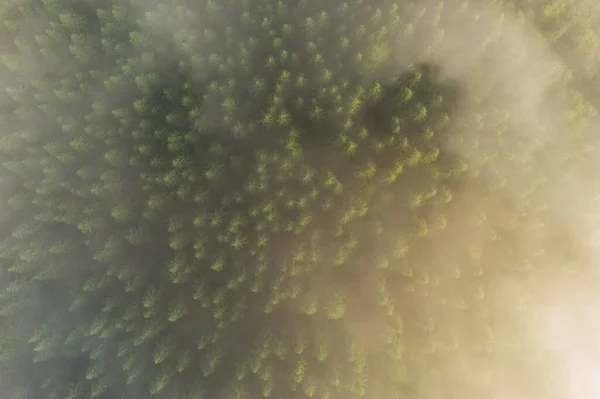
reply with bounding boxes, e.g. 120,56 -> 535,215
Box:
0,0 -> 597,399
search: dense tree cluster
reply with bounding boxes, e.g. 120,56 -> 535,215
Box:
0,0 -> 599,398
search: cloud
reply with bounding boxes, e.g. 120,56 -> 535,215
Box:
343,1 -> 600,398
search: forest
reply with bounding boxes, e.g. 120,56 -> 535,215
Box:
1,0 -> 600,398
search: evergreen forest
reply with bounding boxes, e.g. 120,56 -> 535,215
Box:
1,0 -> 600,398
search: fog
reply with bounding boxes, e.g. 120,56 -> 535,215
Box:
2,0 -> 600,398
367,1 -> 600,398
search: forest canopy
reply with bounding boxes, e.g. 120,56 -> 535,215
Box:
1,0 -> 600,398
